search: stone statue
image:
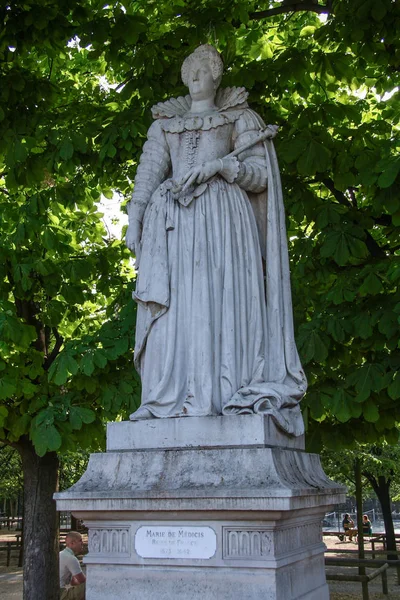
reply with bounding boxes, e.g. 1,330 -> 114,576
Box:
126,45 -> 307,435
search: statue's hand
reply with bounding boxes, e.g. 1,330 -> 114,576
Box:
126,219 -> 142,264
179,159 -> 222,193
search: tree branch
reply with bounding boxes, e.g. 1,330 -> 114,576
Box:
5,260 -> 48,353
43,328 -> 64,371
250,2 -> 331,21
317,177 -> 350,207
362,471 -> 378,493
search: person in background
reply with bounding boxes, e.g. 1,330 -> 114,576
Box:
362,514 -> 373,535
342,513 -> 357,542
59,531 -> 86,599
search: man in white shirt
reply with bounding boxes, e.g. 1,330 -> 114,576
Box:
59,531 -> 86,600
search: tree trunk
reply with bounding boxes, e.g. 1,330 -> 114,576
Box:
354,460 -> 365,558
18,437 -> 59,600
369,474 -> 397,560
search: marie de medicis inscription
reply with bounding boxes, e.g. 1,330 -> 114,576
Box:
135,526 -> 217,560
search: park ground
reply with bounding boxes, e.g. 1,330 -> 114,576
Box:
0,531 -> 399,599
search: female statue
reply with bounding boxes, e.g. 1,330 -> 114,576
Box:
126,45 -> 306,436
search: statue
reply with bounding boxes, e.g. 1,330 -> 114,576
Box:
126,45 -> 307,436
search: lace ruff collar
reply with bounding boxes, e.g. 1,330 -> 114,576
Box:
151,87 -> 249,133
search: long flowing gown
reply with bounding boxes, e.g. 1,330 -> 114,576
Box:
129,88 -> 306,436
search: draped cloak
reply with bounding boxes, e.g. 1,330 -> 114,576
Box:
129,87 -> 307,436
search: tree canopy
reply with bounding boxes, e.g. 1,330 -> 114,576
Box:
322,439 -> 400,552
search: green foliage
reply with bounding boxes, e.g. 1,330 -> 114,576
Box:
321,439 -> 400,501
0,445 -> 23,500
0,0 -> 399,458
59,449 -> 91,491
0,0 -> 142,457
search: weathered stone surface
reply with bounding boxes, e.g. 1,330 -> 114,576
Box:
86,561 -> 329,600
55,445 -> 341,512
55,418 -> 346,599
77,513 -> 333,599
107,414 -> 305,452
126,45 -> 307,435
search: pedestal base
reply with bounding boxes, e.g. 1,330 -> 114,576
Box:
55,416 -> 345,600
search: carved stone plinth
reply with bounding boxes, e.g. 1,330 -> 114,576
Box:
54,416 -> 345,600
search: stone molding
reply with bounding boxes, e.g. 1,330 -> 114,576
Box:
223,528 -> 273,559
88,527 -> 131,557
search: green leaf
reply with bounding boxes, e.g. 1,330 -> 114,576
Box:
371,3 -> 387,21
377,159 -> 400,188
388,372 -> 400,400
93,350 -> 107,368
297,140 -> 331,175
359,273 -> 383,296
13,413 -> 31,438
353,313 -> 373,339
0,377 -> 17,400
43,229 -> 58,250
333,235 -> 350,266
0,406 -> 9,428
74,407 -> 96,424
280,139 -> 306,163
362,399 -> 379,423
71,132 -> 87,153
346,235 -> 368,260
299,26 -> 316,37
385,429 -> 399,445
15,141 -> 28,162
31,424 -> 62,456
106,144 -> 117,158
69,407 -> 83,430
60,139 -> 74,161
392,211 -> 400,227
298,329 -> 328,364
21,379 -> 36,397
119,380 -> 133,394
48,352 -> 79,385
347,364 -> 385,402
80,353 -> 95,377
320,228 -> 368,266
331,389 -> 353,423
102,189 -> 114,199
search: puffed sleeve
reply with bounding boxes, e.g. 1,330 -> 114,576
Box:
128,120 -> 171,223
220,110 -> 268,193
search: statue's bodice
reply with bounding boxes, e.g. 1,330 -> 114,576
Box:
129,105 -> 267,223
165,123 -> 234,181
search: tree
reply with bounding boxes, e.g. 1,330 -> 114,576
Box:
0,2 -> 139,598
322,441 -> 400,556
1,0 -> 399,597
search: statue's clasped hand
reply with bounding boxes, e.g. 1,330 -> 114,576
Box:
174,159 -> 222,195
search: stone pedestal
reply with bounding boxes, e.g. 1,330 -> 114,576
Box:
54,415 -> 345,600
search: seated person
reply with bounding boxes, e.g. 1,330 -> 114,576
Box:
342,513 -> 357,542
60,531 -> 86,600
362,514 -> 373,535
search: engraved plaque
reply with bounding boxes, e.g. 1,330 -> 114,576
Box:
135,526 -> 217,559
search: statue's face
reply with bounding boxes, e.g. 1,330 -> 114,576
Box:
187,59 -> 215,101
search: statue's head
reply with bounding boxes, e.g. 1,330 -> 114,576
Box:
181,45 -> 223,100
